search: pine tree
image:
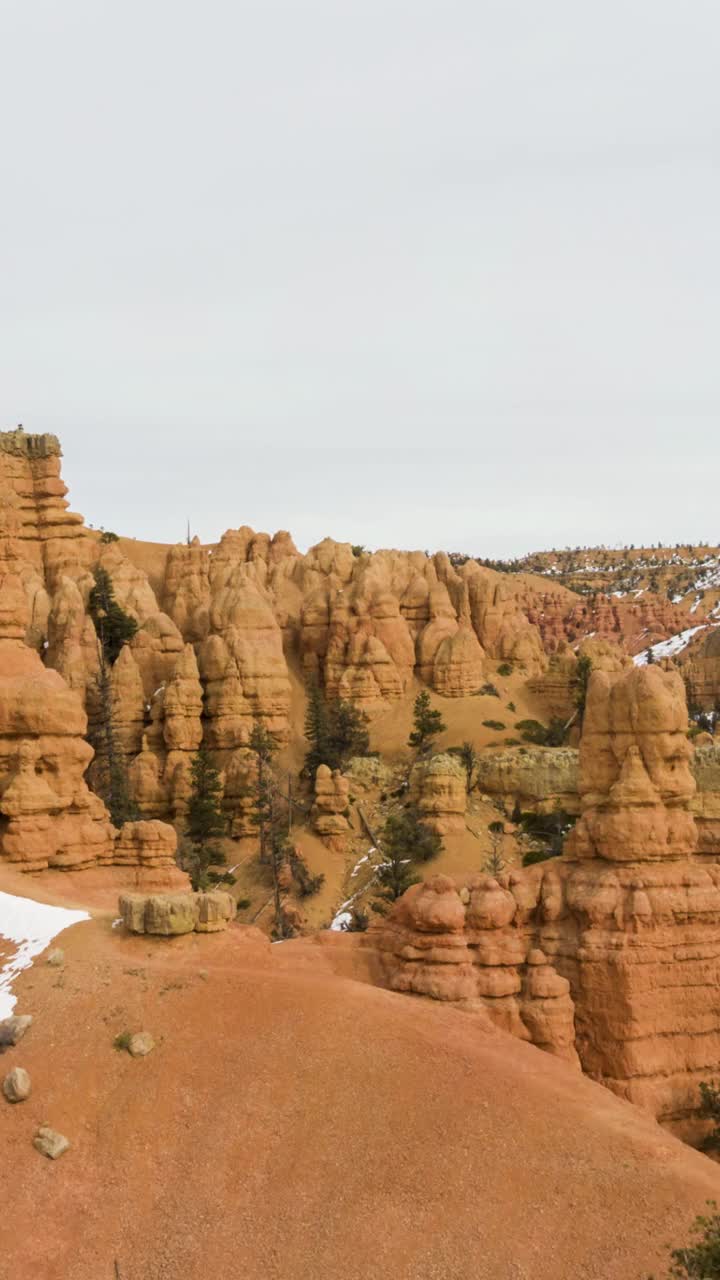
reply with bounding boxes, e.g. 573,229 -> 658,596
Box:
248,722 -> 277,864
374,807 -> 442,905
87,565 -> 138,827
184,747 -> 227,891
88,566 -> 138,665
92,653 -> 137,828
408,690 -> 446,754
304,681 -> 330,776
573,654 -> 593,717
327,696 -> 370,769
304,683 -> 370,774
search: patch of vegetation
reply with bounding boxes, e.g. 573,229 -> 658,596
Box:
287,847 -> 325,897
479,682 -> 500,698
573,654 -> 593,718
304,682 -> 370,775
184,746 -> 228,891
351,544 -> 367,557
87,565 -> 138,827
518,809 -> 576,864
508,701 -> 516,712
408,690 -> 447,754
236,898 -> 251,912
648,1203 -> 720,1278
99,529 -> 119,543
497,662 -> 513,676
515,718 -> 566,747
482,720 -> 506,732
375,806 -> 442,904
447,741 -> 479,790
88,565 -> 138,666
699,1080 -> 720,1150
113,1030 -> 133,1051
485,820 -> 505,875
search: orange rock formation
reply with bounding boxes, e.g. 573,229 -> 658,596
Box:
369,663 -> 720,1138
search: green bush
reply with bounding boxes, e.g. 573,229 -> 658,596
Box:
99,530 -> 119,543
497,663 -> 513,676
700,1080 -> 720,1149
515,718 -> 566,747
113,1030 -> 133,1051
482,720 -> 506,732
236,898 -> 251,912
649,1203 -> 720,1278
480,682 -> 500,698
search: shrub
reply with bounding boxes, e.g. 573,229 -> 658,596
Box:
508,701 -> 516,712
700,1080 -> 720,1149
351,544 -> 367,557
649,1203 -> 720,1278
236,898 -> 251,912
515,718 -> 566,747
497,663 -> 513,676
522,847 -> 560,867
113,1030 -> 133,1051
480,682 -> 500,698
99,530 -> 119,543
482,720 -> 506,732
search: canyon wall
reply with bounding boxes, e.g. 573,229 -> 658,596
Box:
368,663 -> 720,1139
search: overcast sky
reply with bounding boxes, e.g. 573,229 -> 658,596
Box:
1,2 -> 718,556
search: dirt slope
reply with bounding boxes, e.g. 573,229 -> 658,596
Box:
2,907 -> 720,1280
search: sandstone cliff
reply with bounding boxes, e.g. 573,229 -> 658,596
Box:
368,662 -> 720,1139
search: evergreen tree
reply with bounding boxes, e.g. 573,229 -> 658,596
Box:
248,722 -> 277,864
573,654 -> 593,717
184,746 -> 227,890
88,566 -> 138,665
304,680 -> 331,776
92,653 -> 137,828
87,565 -> 138,827
408,690 -> 446,754
374,807 -> 442,905
328,696 -> 370,769
247,724 -> 298,938
304,682 -> 370,774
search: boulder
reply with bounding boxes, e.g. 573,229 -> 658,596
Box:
3,1066 -> 31,1101
33,1126 -> 70,1160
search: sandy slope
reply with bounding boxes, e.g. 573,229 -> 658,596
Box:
1,903 -> 719,1280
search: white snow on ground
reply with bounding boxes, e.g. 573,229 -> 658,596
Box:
633,626 -> 709,666
330,848 -> 378,930
0,892 -> 89,1019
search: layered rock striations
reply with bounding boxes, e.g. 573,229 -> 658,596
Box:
368,663 -> 720,1138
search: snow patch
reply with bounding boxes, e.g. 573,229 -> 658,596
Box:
633,626 -> 708,667
0,892 -> 89,1019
